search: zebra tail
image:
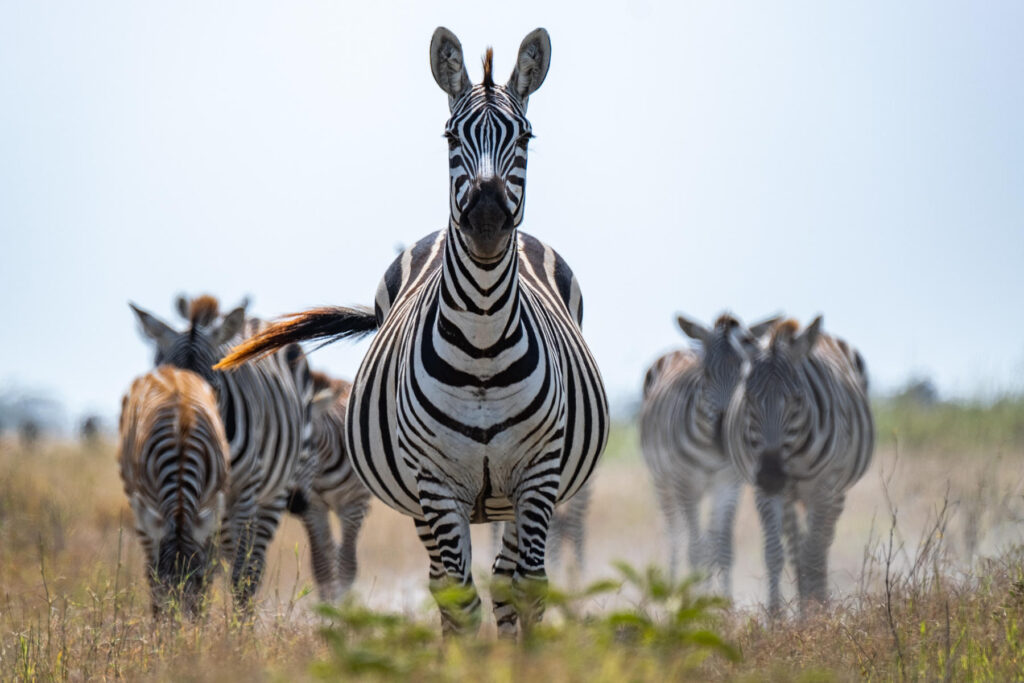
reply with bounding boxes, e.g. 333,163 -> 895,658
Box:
214,306 -> 378,370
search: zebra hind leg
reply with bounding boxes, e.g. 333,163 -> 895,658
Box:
297,496 -> 341,603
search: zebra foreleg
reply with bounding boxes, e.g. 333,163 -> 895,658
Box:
491,519 -> 520,638
231,499 -> 286,611
511,471 -> 558,634
707,469 -> 742,599
799,491 -> 845,609
336,500 -> 369,596
782,496 -> 806,601
754,487 -> 786,617
298,497 -> 341,603
654,479 -> 685,582
414,513 -> 480,636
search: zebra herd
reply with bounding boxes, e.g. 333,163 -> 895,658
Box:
117,27 -> 873,633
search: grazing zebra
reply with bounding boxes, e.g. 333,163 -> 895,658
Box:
294,371 -> 372,602
217,27 -> 608,636
640,313 -> 779,596
118,365 -> 229,615
130,295 -> 317,607
724,317 -> 873,613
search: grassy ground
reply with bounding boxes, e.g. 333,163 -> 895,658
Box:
2,399 -> 1024,680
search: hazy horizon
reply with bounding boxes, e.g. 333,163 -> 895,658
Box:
2,1 -> 1022,427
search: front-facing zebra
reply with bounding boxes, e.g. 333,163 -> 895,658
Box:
641,312 -> 779,596
118,365 -> 229,615
724,317 -> 873,613
218,28 -> 608,637
130,295 -> 317,607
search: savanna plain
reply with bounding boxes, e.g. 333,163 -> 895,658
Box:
3,396 -> 1024,681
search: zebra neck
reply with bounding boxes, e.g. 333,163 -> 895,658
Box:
438,223 -> 522,353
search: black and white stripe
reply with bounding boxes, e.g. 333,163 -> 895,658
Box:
118,365 -> 229,615
724,316 -> 873,613
131,295 -> 316,607
217,28 -> 607,637
640,313 -> 779,596
292,371 -> 371,602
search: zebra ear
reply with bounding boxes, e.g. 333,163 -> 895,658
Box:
676,314 -> 710,343
213,306 -> 247,346
748,314 -> 783,339
430,27 -> 472,110
130,303 -> 177,350
175,294 -> 190,320
507,28 -> 551,107
793,316 -> 823,357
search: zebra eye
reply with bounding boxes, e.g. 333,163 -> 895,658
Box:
444,132 -> 460,148
516,132 -> 534,148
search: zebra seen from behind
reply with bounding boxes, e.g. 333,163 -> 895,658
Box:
724,316 -> 873,614
217,27 -> 609,637
293,371 -> 372,602
118,365 -> 229,616
130,295 -> 318,607
640,312 -> 779,596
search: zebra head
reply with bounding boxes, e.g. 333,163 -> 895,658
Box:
130,295 -> 248,392
734,316 -> 823,494
676,312 -> 781,441
430,27 -> 550,261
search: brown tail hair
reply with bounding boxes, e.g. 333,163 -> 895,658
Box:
214,306 -> 378,370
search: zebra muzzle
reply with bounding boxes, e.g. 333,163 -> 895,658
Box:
756,449 -> 787,495
462,179 -> 513,245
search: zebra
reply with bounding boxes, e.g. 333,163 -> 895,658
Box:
723,316 -> 873,614
217,27 -> 609,637
118,365 -> 229,615
640,312 -> 779,596
295,371 -> 372,602
130,294 -> 318,607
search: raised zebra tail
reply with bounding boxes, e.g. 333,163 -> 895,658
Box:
214,306 -> 378,370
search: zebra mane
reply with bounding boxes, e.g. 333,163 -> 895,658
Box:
482,47 -> 494,88
769,319 -> 800,349
713,313 -> 739,330
189,295 -> 220,328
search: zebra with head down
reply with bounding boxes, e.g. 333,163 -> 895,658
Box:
118,365 -> 229,615
724,316 -> 873,614
640,312 -> 778,596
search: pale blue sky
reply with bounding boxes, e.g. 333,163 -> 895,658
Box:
1,1 -> 1022,422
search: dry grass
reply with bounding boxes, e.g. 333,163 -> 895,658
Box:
2,421 -> 1024,681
